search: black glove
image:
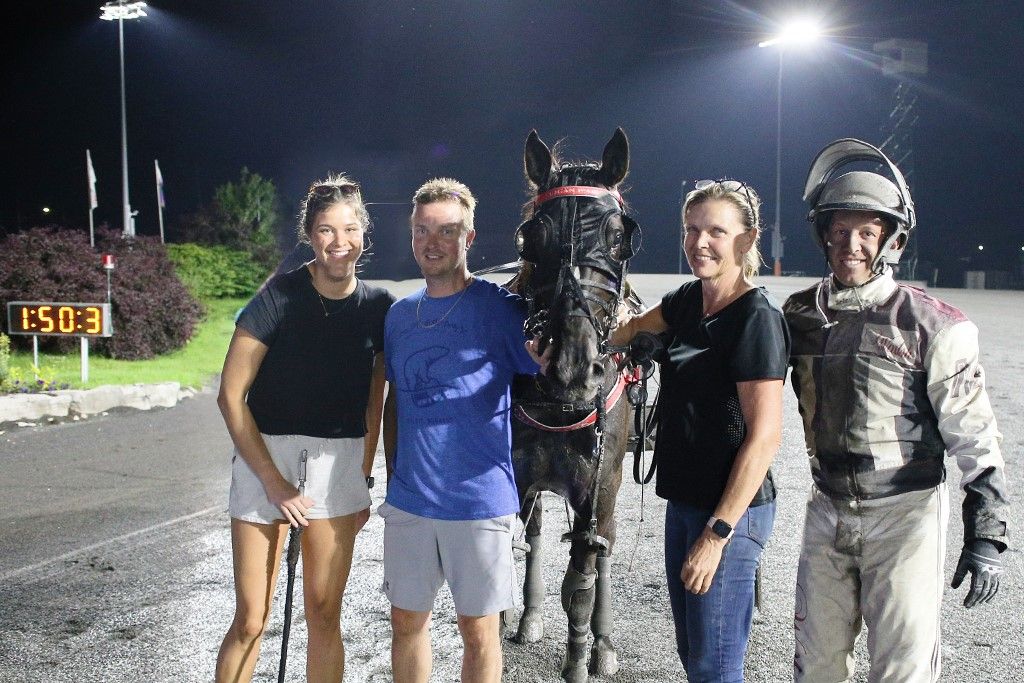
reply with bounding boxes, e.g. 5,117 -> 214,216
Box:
951,539 -> 1003,608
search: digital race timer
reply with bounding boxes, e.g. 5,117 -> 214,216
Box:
6,302 -> 113,338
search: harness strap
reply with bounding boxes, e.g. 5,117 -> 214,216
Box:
514,371 -> 629,432
535,185 -> 623,207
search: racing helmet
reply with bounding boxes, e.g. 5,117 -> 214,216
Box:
803,138 -> 916,274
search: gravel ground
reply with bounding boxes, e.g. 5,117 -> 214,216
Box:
0,275 -> 1020,682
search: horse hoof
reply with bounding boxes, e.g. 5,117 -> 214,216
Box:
560,661 -> 590,683
589,637 -> 619,676
514,610 -> 544,643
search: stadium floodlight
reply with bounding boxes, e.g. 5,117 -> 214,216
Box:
758,18 -> 825,274
100,1 -> 147,21
99,1 -> 147,236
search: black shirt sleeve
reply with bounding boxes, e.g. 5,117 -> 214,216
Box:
726,297 -> 791,382
236,276 -> 285,346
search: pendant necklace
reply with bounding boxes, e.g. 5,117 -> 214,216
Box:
317,292 -> 344,318
416,283 -> 471,328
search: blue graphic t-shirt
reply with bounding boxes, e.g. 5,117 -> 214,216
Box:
384,278 -> 539,520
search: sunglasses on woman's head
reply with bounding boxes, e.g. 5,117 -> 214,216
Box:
692,179 -> 755,217
309,183 -> 360,199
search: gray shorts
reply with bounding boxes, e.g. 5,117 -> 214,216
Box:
379,502 -> 518,617
228,433 -> 370,524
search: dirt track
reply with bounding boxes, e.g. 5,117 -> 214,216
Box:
0,275 -> 1019,682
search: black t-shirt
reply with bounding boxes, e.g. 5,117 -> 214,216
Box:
237,266 -> 395,438
654,281 -> 790,510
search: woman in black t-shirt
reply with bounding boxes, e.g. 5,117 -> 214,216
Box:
610,180 -> 790,681
215,175 -> 395,682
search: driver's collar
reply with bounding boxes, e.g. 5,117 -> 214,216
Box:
827,268 -> 897,311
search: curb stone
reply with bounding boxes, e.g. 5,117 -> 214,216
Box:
0,382 -> 195,426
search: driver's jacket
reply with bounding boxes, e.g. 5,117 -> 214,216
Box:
784,270 -> 1009,548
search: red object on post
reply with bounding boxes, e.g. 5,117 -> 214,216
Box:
102,254 -> 115,270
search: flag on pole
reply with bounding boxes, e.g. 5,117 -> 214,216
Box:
86,150 -> 98,210
155,159 -> 166,208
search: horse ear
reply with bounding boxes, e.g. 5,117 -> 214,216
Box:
524,130 -> 553,187
599,127 -> 629,186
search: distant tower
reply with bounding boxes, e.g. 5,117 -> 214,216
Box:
873,39 -> 928,280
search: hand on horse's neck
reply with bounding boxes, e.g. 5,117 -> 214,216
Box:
425,269 -> 472,297
701,274 -> 754,318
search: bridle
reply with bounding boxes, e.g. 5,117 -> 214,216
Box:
518,179 -> 638,351
514,175 -> 645,422
513,173 -> 654,552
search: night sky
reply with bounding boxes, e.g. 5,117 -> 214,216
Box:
3,1 -> 1023,284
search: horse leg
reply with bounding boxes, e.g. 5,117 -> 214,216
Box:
514,493 -> 546,644
560,529 -> 597,683
589,552 -> 619,675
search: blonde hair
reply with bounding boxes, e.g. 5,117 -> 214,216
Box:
683,181 -> 764,280
411,177 -> 477,232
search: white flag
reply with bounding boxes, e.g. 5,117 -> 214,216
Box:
155,159 -> 165,208
86,149 -> 98,210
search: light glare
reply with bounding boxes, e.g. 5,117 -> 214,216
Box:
759,18 -> 823,48
100,1 -> 147,21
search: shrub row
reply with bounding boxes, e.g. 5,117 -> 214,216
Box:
0,227 -> 203,360
166,243 -> 269,300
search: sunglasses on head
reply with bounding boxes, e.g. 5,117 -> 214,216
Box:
692,179 -> 755,217
309,183 -> 360,199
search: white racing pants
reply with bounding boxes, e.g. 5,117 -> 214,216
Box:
794,484 -> 948,683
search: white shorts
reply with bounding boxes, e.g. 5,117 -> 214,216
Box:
379,502 -> 518,617
228,433 -> 370,524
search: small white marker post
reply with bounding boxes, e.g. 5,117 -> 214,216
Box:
81,337 -> 89,383
32,336 -> 39,376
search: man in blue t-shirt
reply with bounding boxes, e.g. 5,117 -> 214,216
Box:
381,177 -> 538,682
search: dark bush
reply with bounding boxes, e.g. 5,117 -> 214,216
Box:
0,226 -> 203,360
167,243 -> 269,299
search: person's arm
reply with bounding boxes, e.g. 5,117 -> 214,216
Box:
363,351 -> 386,479
217,327 -> 313,527
681,377 -> 784,594
382,386 -> 397,484
925,320 -> 1009,606
608,302 -> 669,347
526,301 -> 671,371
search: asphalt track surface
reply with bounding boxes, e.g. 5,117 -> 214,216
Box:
0,275 -> 1021,682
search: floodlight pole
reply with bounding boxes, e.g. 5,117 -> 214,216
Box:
759,19 -> 822,276
117,13 -> 131,237
773,50 -> 783,276
101,1 -> 147,237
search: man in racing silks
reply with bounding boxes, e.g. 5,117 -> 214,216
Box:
783,138 -> 1010,682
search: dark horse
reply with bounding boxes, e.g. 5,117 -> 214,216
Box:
507,129 -> 643,682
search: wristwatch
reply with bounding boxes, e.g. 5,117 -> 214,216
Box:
366,476 -> 375,489
706,516 -> 734,541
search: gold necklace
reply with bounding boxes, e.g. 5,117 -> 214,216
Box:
416,284 -> 471,328
317,292 -> 344,317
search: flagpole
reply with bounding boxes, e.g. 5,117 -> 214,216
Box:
87,149 -> 98,248
155,159 -> 165,243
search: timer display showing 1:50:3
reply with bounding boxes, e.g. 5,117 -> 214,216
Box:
6,302 -> 113,338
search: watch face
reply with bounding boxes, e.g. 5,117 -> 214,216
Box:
711,519 -> 733,539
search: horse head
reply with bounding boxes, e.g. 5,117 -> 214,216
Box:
516,128 -> 640,404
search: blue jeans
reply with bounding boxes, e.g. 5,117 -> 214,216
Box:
664,499 -> 776,683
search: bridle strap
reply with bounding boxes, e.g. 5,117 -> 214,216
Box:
535,185 -> 623,207
513,370 -> 629,433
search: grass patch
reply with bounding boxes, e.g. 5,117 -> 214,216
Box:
5,298 -> 244,390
